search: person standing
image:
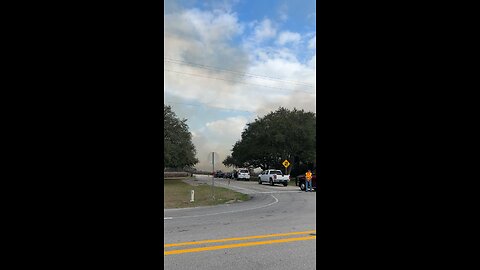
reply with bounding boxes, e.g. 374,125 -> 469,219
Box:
305,170 -> 313,192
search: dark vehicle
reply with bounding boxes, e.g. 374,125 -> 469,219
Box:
296,173 -> 317,191
224,172 -> 232,178
214,171 -> 224,178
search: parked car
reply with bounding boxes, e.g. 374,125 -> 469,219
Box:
214,171 -> 224,178
296,173 -> 317,191
259,169 -> 289,186
236,169 -> 250,180
224,172 -> 232,178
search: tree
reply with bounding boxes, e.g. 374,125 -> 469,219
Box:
223,107 -> 315,176
164,105 -> 198,169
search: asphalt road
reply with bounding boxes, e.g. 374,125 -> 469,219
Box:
164,175 -> 316,270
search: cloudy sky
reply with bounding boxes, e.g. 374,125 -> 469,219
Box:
164,0 -> 316,171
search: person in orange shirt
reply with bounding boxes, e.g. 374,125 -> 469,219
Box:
305,170 -> 313,192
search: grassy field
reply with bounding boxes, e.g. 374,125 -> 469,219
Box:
164,178 -> 250,209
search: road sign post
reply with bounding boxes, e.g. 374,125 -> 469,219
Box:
212,152 -> 215,200
208,152 -> 220,201
282,159 -> 290,175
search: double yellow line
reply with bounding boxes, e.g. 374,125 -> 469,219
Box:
164,230 -> 316,255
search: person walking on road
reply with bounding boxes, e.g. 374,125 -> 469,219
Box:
305,170 -> 313,192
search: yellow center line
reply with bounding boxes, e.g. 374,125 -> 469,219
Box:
164,236 -> 316,255
164,230 -> 316,248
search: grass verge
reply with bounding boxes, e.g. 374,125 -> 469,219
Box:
164,178 -> 250,209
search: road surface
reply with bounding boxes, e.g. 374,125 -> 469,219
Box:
164,175 -> 316,270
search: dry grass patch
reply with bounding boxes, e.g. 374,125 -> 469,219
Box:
164,178 -> 250,209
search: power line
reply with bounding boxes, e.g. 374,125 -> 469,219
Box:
164,57 -> 314,88
165,57 -> 314,87
164,69 -> 315,95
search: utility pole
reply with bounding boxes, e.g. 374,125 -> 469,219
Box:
208,151 -> 219,201
212,151 -> 215,200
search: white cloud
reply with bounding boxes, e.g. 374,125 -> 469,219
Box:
205,116 -> 248,138
308,36 -> 316,49
253,19 -> 277,41
308,54 -> 316,69
276,31 -> 301,46
181,9 -> 244,43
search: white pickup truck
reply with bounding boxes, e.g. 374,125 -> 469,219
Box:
258,169 -> 289,186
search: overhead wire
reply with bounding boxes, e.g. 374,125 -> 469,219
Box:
164,69 -> 315,95
164,58 -> 316,112
164,57 -> 314,88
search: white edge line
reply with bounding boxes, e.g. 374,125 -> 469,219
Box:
164,217 -> 173,220
170,194 -> 279,219
213,181 -> 258,193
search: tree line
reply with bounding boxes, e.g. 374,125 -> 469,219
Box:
164,105 -> 198,170
164,105 -> 316,177
223,107 -> 316,176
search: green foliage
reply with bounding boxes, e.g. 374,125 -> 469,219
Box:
223,107 -> 316,173
164,105 -> 198,169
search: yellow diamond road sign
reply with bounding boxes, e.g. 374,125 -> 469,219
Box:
282,160 -> 290,168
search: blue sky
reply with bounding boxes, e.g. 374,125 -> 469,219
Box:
234,0 -> 316,31
164,0 -> 316,171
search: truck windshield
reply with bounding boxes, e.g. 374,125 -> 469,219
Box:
240,170 -> 249,173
